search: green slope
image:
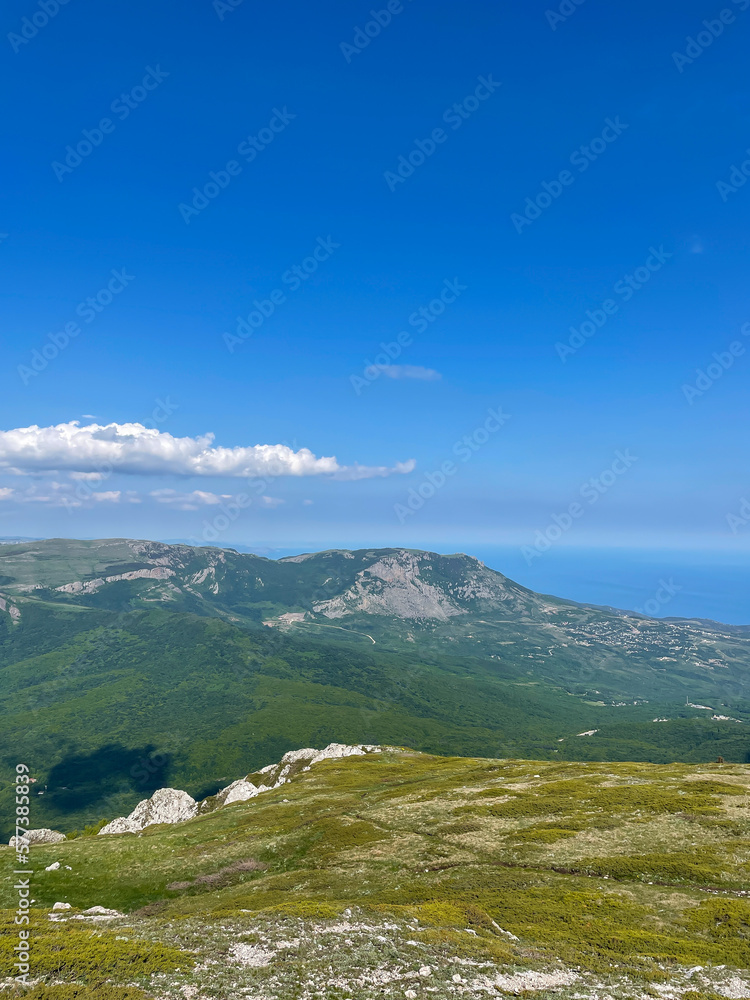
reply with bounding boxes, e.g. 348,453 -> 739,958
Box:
3,538 -> 750,706
2,750 -> 750,999
1,602 -> 749,837
2,538 -> 750,836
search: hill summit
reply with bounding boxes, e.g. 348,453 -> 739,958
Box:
2,537 -> 750,837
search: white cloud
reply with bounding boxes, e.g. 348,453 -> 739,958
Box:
368,365 -> 441,382
335,460 -> 415,481
0,481 -> 121,508
151,489 -> 231,511
0,482 -> 72,507
150,489 -> 286,511
0,421 -> 414,480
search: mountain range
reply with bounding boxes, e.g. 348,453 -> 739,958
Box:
1,537 -> 749,836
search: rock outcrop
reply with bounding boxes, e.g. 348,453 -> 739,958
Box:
9,828 -> 66,847
55,567 -> 174,596
309,550 -> 534,621
98,788 -> 198,836
312,553 -> 464,620
99,743 -> 383,836
213,778 -> 267,807
0,595 -> 21,623
258,742 -> 379,783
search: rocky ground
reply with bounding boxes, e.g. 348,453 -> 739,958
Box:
2,748 -> 750,999
5,907 -> 750,999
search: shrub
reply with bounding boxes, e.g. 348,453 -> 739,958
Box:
575,850 -> 729,886
0,911 -> 188,982
17,986 -> 152,1000
264,900 -> 342,920
510,826 -> 579,844
686,898 -> 750,940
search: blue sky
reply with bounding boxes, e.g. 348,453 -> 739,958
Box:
1,0 -> 749,560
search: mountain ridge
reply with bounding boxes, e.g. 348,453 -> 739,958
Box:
2,537 -> 750,836
0,535 -> 736,626
3,538 -> 748,697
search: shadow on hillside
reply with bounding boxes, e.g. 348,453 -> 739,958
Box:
44,743 -> 173,813
191,779 -> 226,801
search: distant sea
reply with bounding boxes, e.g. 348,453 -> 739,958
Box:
465,547 -> 750,627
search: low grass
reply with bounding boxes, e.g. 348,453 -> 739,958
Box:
0,910 -> 186,986
1,750 -> 749,997
11,988 -> 152,1000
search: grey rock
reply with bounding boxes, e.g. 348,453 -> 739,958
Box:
9,828 -> 66,847
99,787 -> 198,836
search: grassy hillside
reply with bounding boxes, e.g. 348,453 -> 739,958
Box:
2,749 -> 750,999
2,601 -> 750,839
3,539 -> 750,708
2,538 -> 750,838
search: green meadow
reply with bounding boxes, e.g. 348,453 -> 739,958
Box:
2,749 -> 750,999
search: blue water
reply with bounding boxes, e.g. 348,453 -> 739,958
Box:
466,547 -> 750,627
